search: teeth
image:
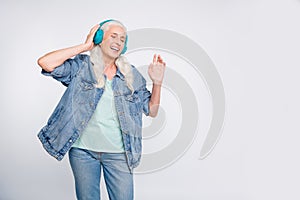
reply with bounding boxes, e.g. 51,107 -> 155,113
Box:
111,47 -> 119,51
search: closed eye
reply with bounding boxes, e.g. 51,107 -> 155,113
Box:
111,33 -> 125,43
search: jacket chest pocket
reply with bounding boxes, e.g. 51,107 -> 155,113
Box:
76,79 -> 96,105
125,93 -> 142,115
79,80 -> 94,90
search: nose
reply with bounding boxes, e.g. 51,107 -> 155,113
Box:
113,36 -> 123,46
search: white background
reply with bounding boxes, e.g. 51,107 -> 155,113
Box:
1,0 -> 300,199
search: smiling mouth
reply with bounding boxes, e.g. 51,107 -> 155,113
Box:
110,46 -> 120,52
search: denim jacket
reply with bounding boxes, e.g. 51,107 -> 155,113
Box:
38,54 -> 151,172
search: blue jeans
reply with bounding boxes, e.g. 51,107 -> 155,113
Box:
68,147 -> 134,200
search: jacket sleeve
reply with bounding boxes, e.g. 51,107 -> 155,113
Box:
41,54 -> 85,87
137,72 -> 152,116
140,84 -> 152,116
131,65 -> 152,116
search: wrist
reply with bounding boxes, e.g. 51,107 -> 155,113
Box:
79,42 -> 94,53
80,43 -> 90,52
152,82 -> 162,87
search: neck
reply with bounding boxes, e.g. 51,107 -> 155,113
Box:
101,52 -> 118,80
101,52 -> 116,69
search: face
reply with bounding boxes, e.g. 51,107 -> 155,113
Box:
100,25 -> 126,59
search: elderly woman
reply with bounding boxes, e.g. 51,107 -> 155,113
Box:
37,19 -> 166,200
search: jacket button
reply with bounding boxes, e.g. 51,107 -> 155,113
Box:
69,139 -> 72,143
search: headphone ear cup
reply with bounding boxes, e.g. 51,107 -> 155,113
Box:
121,36 -> 128,54
93,29 -> 104,45
121,46 -> 127,54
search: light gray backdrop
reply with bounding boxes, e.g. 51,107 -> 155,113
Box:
1,0 -> 300,199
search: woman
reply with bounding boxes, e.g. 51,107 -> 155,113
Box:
37,19 -> 166,200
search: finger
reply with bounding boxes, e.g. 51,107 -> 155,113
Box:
158,54 -> 162,60
93,24 -> 100,30
153,54 -> 157,63
91,24 -> 100,34
157,54 -> 162,61
89,25 -> 99,37
157,55 -> 164,63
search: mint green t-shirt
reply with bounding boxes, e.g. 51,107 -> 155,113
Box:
72,79 -> 125,152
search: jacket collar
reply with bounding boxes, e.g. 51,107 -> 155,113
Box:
115,66 -> 125,80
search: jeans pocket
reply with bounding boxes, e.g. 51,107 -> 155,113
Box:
69,147 -> 96,160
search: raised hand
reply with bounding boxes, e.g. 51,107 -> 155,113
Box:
83,24 -> 100,51
37,24 -> 100,72
148,54 -> 166,86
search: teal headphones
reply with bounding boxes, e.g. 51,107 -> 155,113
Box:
93,19 -> 128,54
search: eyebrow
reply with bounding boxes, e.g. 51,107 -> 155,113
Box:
111,32 -> 126,39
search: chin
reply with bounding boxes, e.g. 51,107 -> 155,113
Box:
101,48 -> 120,59
109,52 -> 121,59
